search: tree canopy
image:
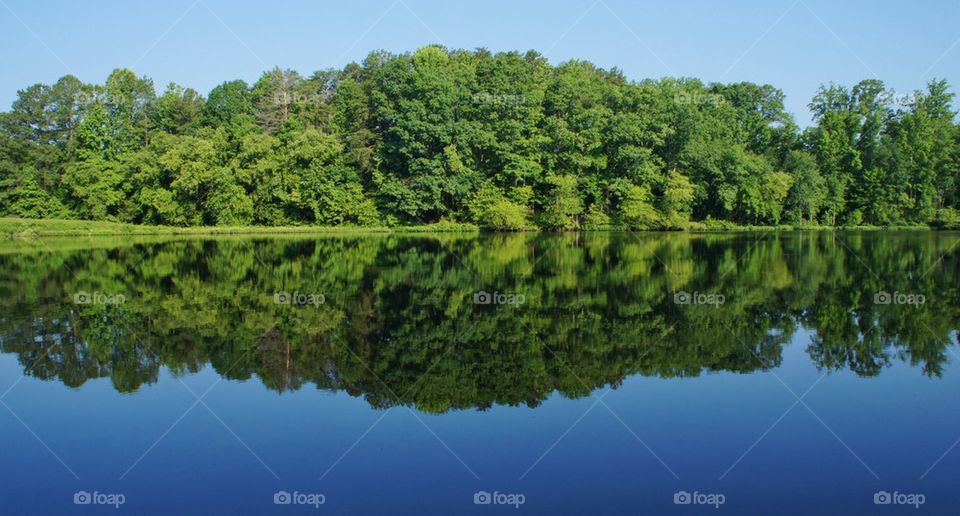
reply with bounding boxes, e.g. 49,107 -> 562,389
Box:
2,47 -> 959,229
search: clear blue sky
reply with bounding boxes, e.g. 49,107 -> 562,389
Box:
2,0 -> 958,126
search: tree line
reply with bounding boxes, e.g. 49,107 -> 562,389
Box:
1,46 -> 959,229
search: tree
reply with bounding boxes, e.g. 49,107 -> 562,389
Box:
203,80 -> 255,134
0,166 -> 68,218
538,174 -> 583,229
0,47 -> 957,230
617,182 -> 661,229
252,68 -> 303,134
101,69 -> 156,152
153,83 -> 204,135
783,151 -> 826,225
466,180 -> 529,230
658,170 -> 695,228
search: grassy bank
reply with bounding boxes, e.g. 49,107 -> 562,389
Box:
0,218 -> 481,238
1,217 -> 941,239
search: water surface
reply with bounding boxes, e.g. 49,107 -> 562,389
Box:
1,232 -> 958,514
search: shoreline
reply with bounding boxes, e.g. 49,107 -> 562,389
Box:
0,217 -> 941,239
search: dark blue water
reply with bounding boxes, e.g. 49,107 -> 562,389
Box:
1,232 -> 958,514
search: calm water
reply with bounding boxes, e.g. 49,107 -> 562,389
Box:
1,231 -> 958,515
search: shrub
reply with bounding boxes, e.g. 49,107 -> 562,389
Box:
481,200 -> 530,230
582,204 -> 611,229
619,184 -> 661,229
933,208 -> 960,229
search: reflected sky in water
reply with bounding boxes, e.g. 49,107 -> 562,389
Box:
0,232 -> 958,514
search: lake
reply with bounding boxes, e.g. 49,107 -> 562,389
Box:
0,231 -> 958,514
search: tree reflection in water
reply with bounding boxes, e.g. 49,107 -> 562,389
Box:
0,231 -> 957,412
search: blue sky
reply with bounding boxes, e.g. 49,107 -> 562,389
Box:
1,0 -> 958,126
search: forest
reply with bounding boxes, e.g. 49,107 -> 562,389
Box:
1,46 -> 959,230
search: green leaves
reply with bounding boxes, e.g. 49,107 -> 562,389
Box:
63,156 -> 125,219
1,49 -> 957,229
538,174 -> 583,229
153,83 -> 204,135
466,180 -> 530,230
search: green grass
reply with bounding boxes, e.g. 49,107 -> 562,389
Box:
1,217 -> 940,240
0,217 -> 491,238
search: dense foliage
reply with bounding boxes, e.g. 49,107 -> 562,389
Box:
2,46 -> 959,229
1,232 -> 957,412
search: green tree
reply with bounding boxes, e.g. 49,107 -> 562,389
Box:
538,174 -> 583,229
153,83 -> 204,135
783,151 -> 826,225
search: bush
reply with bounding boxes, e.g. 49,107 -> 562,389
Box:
933,208 -> 960,229
394,221 -> 479,232
538,175 -> 582,230
481,200 -> 530,230
582,205 -> 611,229
844,209 -> 864,227
701,218 -> 740,230
618,185 -> 662,229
